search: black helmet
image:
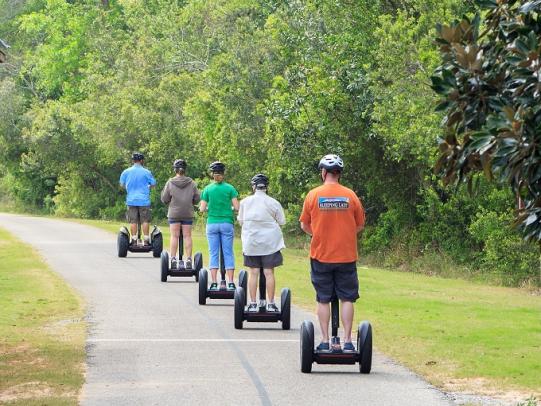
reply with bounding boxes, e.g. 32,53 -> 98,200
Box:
173,159 -> 187,171
132,152 -> 144,161
251,173 -> 269,189
209,161 -> 225,173
318,154 -> 344,173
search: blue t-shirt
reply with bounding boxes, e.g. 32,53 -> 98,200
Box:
119,164 -> 156,206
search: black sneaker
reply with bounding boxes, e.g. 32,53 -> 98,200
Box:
227,282 -> 236,291
185,257 -> 192,269
316,342 -> 330,352
343,342 -> 355,352
247,303 -> 258,313
266,303 -> 279,312
209,283 -> 219,291
170,257 -> 178,269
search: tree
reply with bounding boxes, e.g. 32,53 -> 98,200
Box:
432,0 -> 541,241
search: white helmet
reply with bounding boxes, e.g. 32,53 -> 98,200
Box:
318,154 -> 344,172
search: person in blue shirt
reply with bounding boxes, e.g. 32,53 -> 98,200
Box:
119,152 -> 157,245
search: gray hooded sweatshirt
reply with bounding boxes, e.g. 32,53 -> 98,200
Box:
160,176 -> 201,220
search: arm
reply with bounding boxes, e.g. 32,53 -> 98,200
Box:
275,202 -> 286,226
192,182 -> 201,205
355,195 -> 366,234
237,200 -> 244,226
160,182 -> 171,204
148,171 -> 157,189
232,197 -> 240,212
300,222 -> 313,236
199,200 -> 208,212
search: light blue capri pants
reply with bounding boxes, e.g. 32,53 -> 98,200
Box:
206,222 -> 235,270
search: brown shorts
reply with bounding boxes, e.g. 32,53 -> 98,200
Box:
243,251 -> 283,269
126,206 -> 151,223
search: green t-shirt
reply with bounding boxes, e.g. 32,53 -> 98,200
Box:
201,181 -> 239,224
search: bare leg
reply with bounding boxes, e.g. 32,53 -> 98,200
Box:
210,268 -> 218,283
169,223 -> 181,257
248,268 -> 259,302
341,301 -> 354,343
317,302 -> 331,343
263,268 -> 275,303
181,225 -> 192,258
130,223 -> 137,239
142,222 -> 150,237
226,269 -> 235,284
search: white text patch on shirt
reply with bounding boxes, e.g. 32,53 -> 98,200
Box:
318,197 -> 349,210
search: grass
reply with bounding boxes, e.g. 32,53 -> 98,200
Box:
80,218 -> 541,402
0,227 -> 85,405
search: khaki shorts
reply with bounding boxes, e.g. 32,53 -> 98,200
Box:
126,206 -> 151,223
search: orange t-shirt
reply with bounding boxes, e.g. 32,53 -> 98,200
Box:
299,183 -> 365,263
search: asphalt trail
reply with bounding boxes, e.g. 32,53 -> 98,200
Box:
0,214 -> 452,406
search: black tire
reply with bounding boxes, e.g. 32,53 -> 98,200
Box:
160,251 -> 169,282
238,270 -> 248,305
152,233 -> 163,257
280,288 -> 291,330
234,287 -> 245,329
194,252 -> 203,281
198,269 -> 208,305
117,232 -> 129,257
358,321 -> 373,374
300,320 -> 314,373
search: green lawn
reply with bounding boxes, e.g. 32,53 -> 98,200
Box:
0,227 -> 85,405
81,218 -> 541,401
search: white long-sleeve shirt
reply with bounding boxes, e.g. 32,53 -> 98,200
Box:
237,190 -> 286,256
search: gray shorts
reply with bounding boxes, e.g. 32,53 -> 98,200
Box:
310,258 -> 359,303
243,251 -> 283,269
126,206 -> 151,223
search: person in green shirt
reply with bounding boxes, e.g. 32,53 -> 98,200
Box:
200,161 -> 240,290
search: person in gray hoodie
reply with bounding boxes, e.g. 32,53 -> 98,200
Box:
160,159 -> 201,269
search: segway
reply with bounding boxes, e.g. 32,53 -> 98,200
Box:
234,268 -> 291,330
198,242 -> 247,305
117,221 -> 162,258
160,229 -> 203,282
300,297 -> 372,374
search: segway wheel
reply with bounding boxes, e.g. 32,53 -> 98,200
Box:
160,251 -> 169,282
117,232 -> 129,257
358,321 -> 373,374
280,288 -> 291,330
152,233 -> 163,257
238,270 -> 248,305
234,287 -> 245,329
300,320 -> 314,373
198,269 -> 208,305
194,252 -> 203,282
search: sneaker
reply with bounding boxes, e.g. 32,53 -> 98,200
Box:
209,283 -> 219,291
185,257 -> 192,270
170,257 -> 178,269
227,282 -> 236,291
316,342 -> 330,352
266,303 -> 279,312
343,342 -> 355,352
130,239 -> 137,246
247,303 -> 258,313
144,238 -> 150,246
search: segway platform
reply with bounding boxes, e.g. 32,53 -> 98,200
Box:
198,243 -> 246,304
117,225 -> 162,257
300,298 -> 372,374
234,269 -> 291,330
160,230 -> 203,282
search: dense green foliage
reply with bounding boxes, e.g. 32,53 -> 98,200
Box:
1,0 -> 539,286
432,0 -> 541,242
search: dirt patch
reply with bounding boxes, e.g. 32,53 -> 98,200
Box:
443,377 -> 540,404
0,382 -> 53,402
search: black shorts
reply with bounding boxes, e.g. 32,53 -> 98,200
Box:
310,258 -> 359,303
126,206 -> 151,223
243,251 -> 283,269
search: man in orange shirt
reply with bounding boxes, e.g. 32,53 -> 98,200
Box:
299,154 -> 365,352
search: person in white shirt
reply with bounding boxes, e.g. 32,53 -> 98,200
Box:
237,173 -> 286,312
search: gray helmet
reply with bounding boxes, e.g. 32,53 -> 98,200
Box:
318,154 -> 344,173
173,159 -> 187,171
251,173 -> 269,189
209,161 -> 225,173
132,152 -> 144,161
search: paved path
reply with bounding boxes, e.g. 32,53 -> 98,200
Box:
0,214 -> 453,405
